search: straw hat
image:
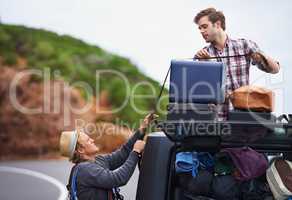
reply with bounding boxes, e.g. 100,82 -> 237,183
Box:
59,130 -> 79,159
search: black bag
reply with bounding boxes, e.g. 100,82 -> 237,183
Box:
176,170 -> 213,197
167,103 -> 217,121
239,175 -> 273,200
211,175 -> 240,200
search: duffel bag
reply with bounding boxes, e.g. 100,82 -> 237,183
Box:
230,85 -> 274,112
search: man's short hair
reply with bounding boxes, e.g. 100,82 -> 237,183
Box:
194,8 -> 226,30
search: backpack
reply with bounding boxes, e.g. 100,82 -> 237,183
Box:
222,147 -> 268,181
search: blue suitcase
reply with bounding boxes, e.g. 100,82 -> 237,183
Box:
169,60 -> 226,104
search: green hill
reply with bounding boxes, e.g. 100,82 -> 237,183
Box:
0,23 -> 167,127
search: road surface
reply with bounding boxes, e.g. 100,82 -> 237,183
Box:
0,159 -> 139,200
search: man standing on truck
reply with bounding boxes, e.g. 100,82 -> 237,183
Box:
59,113 -> 157,200
194,7 -> 280,120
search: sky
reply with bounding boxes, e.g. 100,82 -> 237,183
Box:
1,0 -> 292,114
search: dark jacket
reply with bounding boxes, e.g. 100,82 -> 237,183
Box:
69,130 -> 143,200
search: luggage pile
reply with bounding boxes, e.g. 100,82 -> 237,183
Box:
175,149 -> 292,200
164,60 -> 292,200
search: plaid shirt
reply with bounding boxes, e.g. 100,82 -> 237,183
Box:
204,36 -> 267,120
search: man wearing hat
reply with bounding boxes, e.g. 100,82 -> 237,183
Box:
60,113 -> 157,200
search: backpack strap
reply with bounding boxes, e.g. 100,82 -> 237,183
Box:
67,165 -> 79,200
71,165 -> 79,200
66,166 -> 74,192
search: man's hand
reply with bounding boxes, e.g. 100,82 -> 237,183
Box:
251,52 -> 268,66
133,140 -> 145,154
194,49 -> 211,59
251,52 -> 280,73
138,113 -> 159,132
